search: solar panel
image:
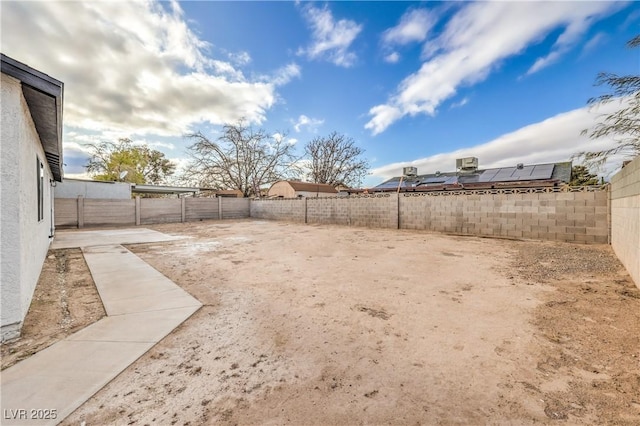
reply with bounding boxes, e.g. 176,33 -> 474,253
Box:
375,181 -> 404,189
478,169 -> 500,182
421,177 -> 448,184
512,165 -> 535,178
458,174 -> 479,183
492,167 -> 518,182
527,164 -> 554,180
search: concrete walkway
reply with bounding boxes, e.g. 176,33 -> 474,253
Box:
1,229 -> 201,425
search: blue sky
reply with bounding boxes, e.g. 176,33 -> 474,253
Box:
2,1 -> 638,187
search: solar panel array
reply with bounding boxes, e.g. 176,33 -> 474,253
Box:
478,164 -> 554,182
418,176 -> 459,185
373,163 -> 558,190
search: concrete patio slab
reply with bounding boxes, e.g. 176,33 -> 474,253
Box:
1,229 -> 202,425
1,341 -> 153,425
66,306 -> 200,343
82,244 -> 197,315
104,289 -> 201,316
51,228 -> 184,249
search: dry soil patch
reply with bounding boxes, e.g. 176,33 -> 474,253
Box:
59,220 -> 639,425
3,220 -> 638,424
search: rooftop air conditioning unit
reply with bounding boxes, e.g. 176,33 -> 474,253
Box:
456,157 -> 478,171
403,166 -> 418,177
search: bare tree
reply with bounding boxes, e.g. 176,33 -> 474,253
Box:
183,120 -> 300,197
304,131 -> 369,187
576,35 -> 640,168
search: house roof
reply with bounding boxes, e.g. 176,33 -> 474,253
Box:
1,54 -> 64,181
373,161 -> 572,192
281,181 -> 338,193
132,184 -> 202,195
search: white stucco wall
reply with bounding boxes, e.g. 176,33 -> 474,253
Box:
1,73 -> 54,341
55,179 -> 131,199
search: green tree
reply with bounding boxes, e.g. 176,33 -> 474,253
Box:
304,131 -> 369,187
577,35 -> 640,167
569,165 -> 599,186
86,138 -> 176,184
183,120 -> 299,197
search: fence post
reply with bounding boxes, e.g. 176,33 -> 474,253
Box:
218,197 -> 223,220
135,196 -> 141,226
304,197 -> 308,224
181,197 -> 186,223
77,195 -> 84,229
607,184 -> 611,244
397,193 -> 400,229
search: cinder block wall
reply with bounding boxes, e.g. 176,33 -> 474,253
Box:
307,197 -> 349,225
140,198 -> 181,224
222,198 -> 251,219
610,157 -> 640,288
349,194 -> 398,229
399,191 -> 609,243
249,189 -> 608,244
54,198 -> 79,227
55,197 -> 249,227
250,198 -> 305,222
83,199 -> 136,227
306,195 -> 397,228
185,198 -> 220,221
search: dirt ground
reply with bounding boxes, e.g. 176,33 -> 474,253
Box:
1,248 -> 105,370
3,219 -> 639,424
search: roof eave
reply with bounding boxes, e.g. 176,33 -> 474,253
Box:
1,54 -> 64,181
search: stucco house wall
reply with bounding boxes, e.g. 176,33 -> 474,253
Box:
55,178 -> 132,199
268,181 -> 297,198
268,181 -> 338,198
1,57 -> 63,341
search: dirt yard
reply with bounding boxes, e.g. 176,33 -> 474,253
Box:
1,249 -> 105,370
4,219 -> 640,424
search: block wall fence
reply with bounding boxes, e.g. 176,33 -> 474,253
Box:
610,156 -> 640,287
250,188 -> 609,244
55,197 -> 250,228
52,164 -> 639,289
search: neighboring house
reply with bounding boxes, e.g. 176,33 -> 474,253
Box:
211,189 -> 244,198
372,157 -> 572,193
268,181 -> 338,198
132,183 -> 201,198
1,54 -> 64,341
55,178 -> 132,199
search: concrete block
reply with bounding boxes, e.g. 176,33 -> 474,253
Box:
574,234 -> 597,243
566,226 -> 587,234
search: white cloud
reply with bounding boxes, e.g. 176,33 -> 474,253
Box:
1,1 -> 293,140
298,4 -> 363,67
450,97 -> 469,109
384,52 -> 401,64
370,103 -> 625,183
382,8 -> 435,46
365,1 -> 622,135
269,63 -> 302,86
581,32 -> 608,56
525,11 -> 616,76
228,51 -> 252,66
293,115 -> 324,133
